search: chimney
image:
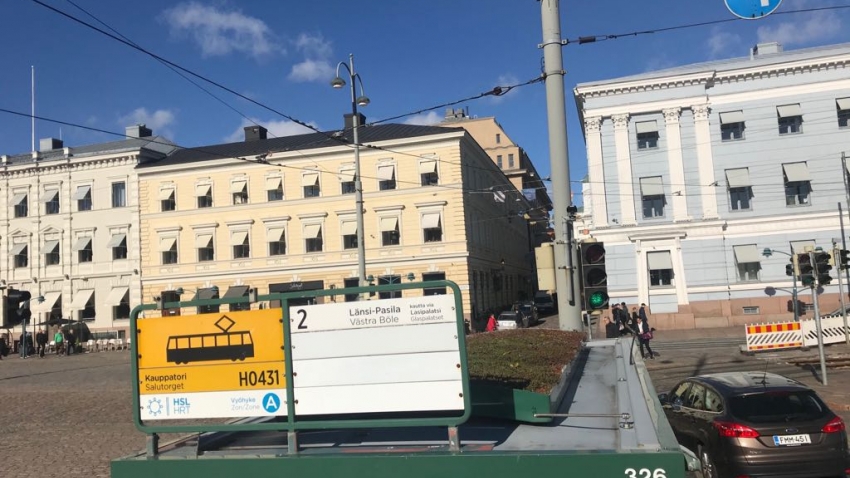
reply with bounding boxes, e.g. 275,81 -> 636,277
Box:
752,42 -> 783,58
344,113 -> 366,131
244,125 -> 268,141
39,137 -> 63,152
125,124 -> 153,138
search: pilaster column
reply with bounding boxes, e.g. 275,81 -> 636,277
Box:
691,103 -> 719,219
584,116 -> 607,227
663,107 -> 690,222
612,113 -> 637,225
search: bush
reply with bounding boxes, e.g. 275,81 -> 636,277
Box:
467,329 -> 584,393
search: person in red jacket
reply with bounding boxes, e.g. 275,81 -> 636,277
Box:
485,312 -> 498,332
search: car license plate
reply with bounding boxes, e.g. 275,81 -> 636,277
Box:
772,434 -> 811,446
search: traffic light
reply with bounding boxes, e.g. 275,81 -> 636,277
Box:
580,242 -> 608,312
837,249 -> 850,271
797,253 -> 814,286
814,250 -> 833,285
786,254 -> 800,277
4,288 -> 32,328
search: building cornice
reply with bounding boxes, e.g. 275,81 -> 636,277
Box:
714,54 -> 850,84
575,71 -> 715,99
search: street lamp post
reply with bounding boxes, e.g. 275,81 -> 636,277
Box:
332,54 -> 370,297
762,246 -> 798,322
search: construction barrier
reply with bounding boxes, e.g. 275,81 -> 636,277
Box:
801,316 -> 850,347
745,322 -> 803,352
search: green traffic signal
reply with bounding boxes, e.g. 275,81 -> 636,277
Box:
588,291 -> 608,309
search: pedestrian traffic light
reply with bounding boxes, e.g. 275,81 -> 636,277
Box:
580,242 -> 608,312
786,254 -> 800,278
814,250 -> 833,285
837,248 -> 850,270
4,288 -> 32,328
797,252 -> 814,286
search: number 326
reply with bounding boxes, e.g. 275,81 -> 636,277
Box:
624,469 -> 666,478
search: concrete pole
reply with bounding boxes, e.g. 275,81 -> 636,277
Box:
540,0 -> 581,331
808,252 -> 828,386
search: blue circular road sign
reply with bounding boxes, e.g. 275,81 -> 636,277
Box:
262,392 -> 281,413
725,0 -> 783,19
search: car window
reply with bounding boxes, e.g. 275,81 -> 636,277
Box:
729,391 -> 828,423
684,383 -> 706,410
671,381 -> 691,404
705,389 -> 724,413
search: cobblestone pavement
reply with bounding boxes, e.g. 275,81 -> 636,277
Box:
0,351 -> 144,478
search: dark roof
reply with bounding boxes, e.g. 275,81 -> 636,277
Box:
138,124 -> 464,169
692,372 -> 810,396
3,136 -> 177,166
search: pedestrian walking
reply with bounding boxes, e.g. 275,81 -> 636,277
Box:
54,328 -> 64,355
639,303 -> 650,327
636,316 -> 655,359
65,329 -> 76,356
630,307 -> 639,333
36,329 -> 47,358
485,312 -> 498,332
604,317 -> 619,339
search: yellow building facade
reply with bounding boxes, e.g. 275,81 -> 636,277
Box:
137,121 -> 534,320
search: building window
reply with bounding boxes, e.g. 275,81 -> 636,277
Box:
302,173 -> 320,198
109,234 -> 128,260
647,251 -> 673,287
267,228 -> 286,256
341,222 -> 358,250
196,287 -> 220,314
74,186 -> 92,211
419,160 -> 438,186
378,164 -> 396,191
725,168 -> 752,211
304,224 -> 323,253
508,153 -> 515,168
497,155 -> 503,168
422,212 -> 442,243
160,290 -> 181,316
378,275 -> 403,299
380,217 -> 400,246
160,189 -> 176,211
743,306 -> 760,315
231,232 -> 250,259
777,104 -> 803,135
266,177 -> 283,201
42,240 -> 60,266
196,184 -> 213,208
341,180 -> 356,194
111,182 -> 126,208
75,237 -> 93,263
114,290 -> 130,320
161,238 -> 178,265
636,121 -> 659,149
719,111 -> 745,141
838,98 -> 850,128
422,272 -> 447,295
81,293 -> 96,321
12,193 -> 28,218
344,277 -> 360,302
782,162 -> 811,206
733,244 -> 761,282
231,180 -> 248,205
496,133 -> 501,144
44,190 -> 60,215
196,234 -> 215,262
640,176 -> 665,219
12,244 -> 28,268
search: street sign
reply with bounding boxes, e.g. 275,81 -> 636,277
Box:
290,294 -> 464,417
137,308 -> 286,420
725,0 -> 783,19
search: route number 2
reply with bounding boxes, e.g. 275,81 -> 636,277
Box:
624,469 -> 666,478
296,309 -> 308,329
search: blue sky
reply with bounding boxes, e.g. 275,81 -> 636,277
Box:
2,0 -> 849,205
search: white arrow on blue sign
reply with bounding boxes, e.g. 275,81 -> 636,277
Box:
725,0 -> 783,19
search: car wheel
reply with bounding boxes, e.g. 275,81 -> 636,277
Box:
698,445 -> 717,478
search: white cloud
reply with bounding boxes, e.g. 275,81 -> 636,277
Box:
756,8 -> 841,46
162,2 -> 280,58
403,111 -> 443,126
288,33 -> 335,83
706,27 -> 742,59
224,118 -> 318,143
119,108 -> 176,137
488,73 -> 520,104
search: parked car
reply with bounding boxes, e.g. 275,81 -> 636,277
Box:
497,311 -> 527,330
533,292 -> 556,315
658,372 -> 849,478
516,302 -> 539,326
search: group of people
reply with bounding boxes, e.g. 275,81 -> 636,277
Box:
0,328 -> 77,360
604,302 -> 656,360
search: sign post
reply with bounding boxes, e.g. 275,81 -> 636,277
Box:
725,0 -> 783,19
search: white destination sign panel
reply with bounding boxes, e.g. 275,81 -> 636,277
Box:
289,294 -> 456,333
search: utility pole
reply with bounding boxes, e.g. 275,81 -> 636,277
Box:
807,251 -> 828,386
842,155 -> 850,294
540,0 -> 581,331
834,239 -> 848,346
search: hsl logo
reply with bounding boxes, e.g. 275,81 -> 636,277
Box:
172,397 -> 191,416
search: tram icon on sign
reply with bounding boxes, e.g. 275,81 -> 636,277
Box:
166,315 -> 255,364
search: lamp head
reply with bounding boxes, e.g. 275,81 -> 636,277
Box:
762,248 -> 772,258
356,95 -> 370,107
330,77 -> 346,89
175,287 -> 184,295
